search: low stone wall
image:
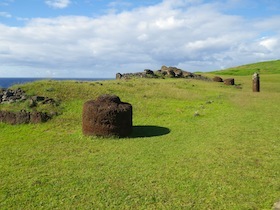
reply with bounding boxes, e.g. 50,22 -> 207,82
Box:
116,66 -> 211,81
0,110 -> 52,125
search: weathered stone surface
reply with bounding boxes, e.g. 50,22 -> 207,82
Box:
144,69 -> 154,75
32,96 -> 45,102
213,76 -> 223,82
0,88 -> 57,106
82,94 -> 132,138
182,71 -> 192,77
0,88 -> 58,125
0,111 -> 17,125
16,110 -> 30,124
30,112 -> 50,124
224,78 -> 235,85
116,73 -> 122,79
161,66 -> 176,77
0,110 -> 52,124
252,72 -> 260,92
116,66 -> 211,81
0,88 -> 27,104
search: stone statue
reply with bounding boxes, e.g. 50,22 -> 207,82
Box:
252,72 -> 260,92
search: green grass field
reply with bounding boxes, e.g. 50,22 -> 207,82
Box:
1,61 -> 280,209
210,60 -> 280,76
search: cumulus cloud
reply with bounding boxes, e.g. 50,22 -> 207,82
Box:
259,38 -> 279,51
0,0 -> 280,77
45,0 -> 71,9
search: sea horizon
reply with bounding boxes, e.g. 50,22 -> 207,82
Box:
0,77 -> 114,88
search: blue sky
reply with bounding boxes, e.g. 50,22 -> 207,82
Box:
0,0 -> 280,78
0,0 -> 164,26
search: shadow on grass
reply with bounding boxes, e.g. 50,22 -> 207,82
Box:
130,125 -> 171,138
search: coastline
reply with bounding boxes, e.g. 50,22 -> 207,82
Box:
0,77 -> 114,88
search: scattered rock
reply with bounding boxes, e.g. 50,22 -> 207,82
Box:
30,112 -> 51,124
144,69 -> 154,75
193,111 -> 200,117
0,88 -> 59,125
213,76 -> 223,82
116,73 -> 122,79
32,96 -> 45,102
0,88 -> 27,104
82,94 -> 133,138
29,99 -> 37,108
206,100 -> 214,104
224,78 -> 235,85
116,66 -> 211,81
46,87 -> 55,92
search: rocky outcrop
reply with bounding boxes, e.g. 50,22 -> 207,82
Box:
82,95 -> 133,138
116,66 -> 211,81
0,88 -> 57,106
0,88 -> 59,125
0,88 -> 27,104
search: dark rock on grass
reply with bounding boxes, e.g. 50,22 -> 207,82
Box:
0,88 -> 28,104
42,98 -> 57,105
224,78 -> 235,85
16,110 -> 30,124
0,88 -> 60,125
0,110 -> 53,124
82,94 -> 133,138
116,73 -> 122,79
30,112 -> 51,124
29,99 -> 37,108
213,76 -> 223,82
31,96 -> 45,102
144,69 -> 154,75
0,111 -> 17,125
116,66 -> 211,80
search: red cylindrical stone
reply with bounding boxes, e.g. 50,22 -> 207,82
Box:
82,95 -> 132,138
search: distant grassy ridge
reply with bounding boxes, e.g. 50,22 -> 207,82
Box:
210,60 -> 280,76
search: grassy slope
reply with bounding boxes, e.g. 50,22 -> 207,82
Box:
0,70 -> 280,209
210,59 -> 280,76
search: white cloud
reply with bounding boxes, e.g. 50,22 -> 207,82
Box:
0,12 -> 12,18
259,38 -> 279,51
0,0 -> 280,77
45,0 -> 71,9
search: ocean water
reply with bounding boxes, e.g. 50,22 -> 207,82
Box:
0,78 -> 113,88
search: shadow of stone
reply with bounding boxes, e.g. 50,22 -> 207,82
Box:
130,125 -> 171,138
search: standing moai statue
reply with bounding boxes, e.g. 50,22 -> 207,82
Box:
252,72 -> 260,92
